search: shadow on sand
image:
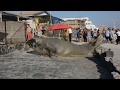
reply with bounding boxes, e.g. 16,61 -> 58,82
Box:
27,51 -> 40,55
86,56 -> 114,79
85,49 -> 116,79
85,49 -> 115,79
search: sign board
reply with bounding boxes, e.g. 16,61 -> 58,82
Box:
52,17 -> 60,24
35,18 -> 39,23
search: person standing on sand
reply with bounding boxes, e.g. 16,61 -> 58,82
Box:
87,29 -> 92,42
63,29 -> 68,41
115,29 -> 120,45
68,27 -> 73,42
26,24 -> 32,41
77,29 -> 82,42
36,23 -> 42,37
74,28 -> 79,42
83,29 -> 87,42
93,29 -> 98,39
97,29 -> 100,37
105,28 -> 111,43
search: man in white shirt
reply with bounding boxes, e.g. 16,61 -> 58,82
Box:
68,27 -> 73,42
116,29 -> 120,45
105,29 -> 110,42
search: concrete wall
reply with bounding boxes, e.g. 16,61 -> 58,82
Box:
0,21 -> 26,44
0,22 -> 6,41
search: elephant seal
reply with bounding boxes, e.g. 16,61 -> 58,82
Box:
26,35 -> 103,57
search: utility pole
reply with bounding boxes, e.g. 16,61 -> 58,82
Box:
21,11 -> 22,17
113,22 -> 116,29
5,20 -> 7,44
0,11 -> 2,22
50,11 -> 52,26
108,19 -> 120,29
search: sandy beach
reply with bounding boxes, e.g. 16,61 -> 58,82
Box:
0,47 -> 113,79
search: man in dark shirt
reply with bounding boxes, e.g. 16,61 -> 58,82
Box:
41,26 -> 46,35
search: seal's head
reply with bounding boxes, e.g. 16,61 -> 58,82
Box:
26,39 -> 36,48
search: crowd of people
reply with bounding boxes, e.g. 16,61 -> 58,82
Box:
102,28 -> 120,45
71,27 -> 120,45
62,27 -> 98,43
25,23 -> 75,43
66,28 -> 100,43
25,22 -> 120,45
25,23 -> 47,41
63,27 -> 120,45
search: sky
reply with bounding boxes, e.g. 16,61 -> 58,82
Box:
5,11 -> 120,28
49,11 -> 120,28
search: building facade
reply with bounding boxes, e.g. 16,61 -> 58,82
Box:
61,17 -> 97,30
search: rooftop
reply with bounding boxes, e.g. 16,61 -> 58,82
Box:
61,17 -> 89,21
4,11 -> 50,18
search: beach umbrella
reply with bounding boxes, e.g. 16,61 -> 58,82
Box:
47,23 -> 70,30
